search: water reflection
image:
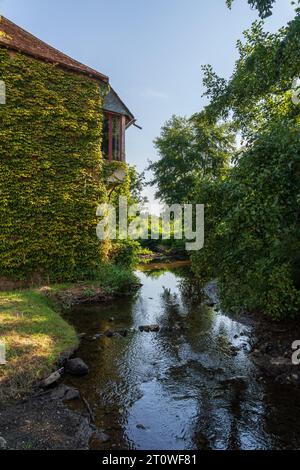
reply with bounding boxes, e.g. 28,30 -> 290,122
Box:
65,263 -> 300,450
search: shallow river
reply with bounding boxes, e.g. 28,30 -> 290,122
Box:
65,262 -> 300,450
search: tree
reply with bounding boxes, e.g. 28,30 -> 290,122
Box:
148,115 -> 234,205
128,165 -> 148,205
226,0 -> 276,18
202,15 -> 300,138
191,4 -> 300,318
151,1 -> 300,318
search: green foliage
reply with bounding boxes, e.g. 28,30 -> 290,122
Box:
101,161 -> 146,267
191,10 -> 300,319
128,165 -> 148,204
202,16 -> 300,135
226,0 -> 276,18
148,114 -> 234,205
109,239 -> 141,269
139,213 -> 186,255
153,6 -> 300,319
192,119 -> 300,319
86,262 -> 139,294
0,48 -> 109,282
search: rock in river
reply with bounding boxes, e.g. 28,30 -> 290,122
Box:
92,334 -> 102,341
105,329 -> 115,338
89,431 -> 111,448
0,437 -> 7,450
139,325 -> 160,333
220,376 -> 248,389
64,387 -> 80,401
117,329 -> 128,337
65,358 -> 89,376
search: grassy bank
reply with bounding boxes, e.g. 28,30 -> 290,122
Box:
0,264 -> 139,402
0,291 -> 78,402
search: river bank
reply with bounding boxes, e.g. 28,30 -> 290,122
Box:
237,310 -> 300,386
0,265 -> 140,450
203,280 -> 300,386
0,265 -> 139,402
1,262 -> 300,450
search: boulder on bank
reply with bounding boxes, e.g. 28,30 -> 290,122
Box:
89,431 -> 111,448
51,384 -> 80,401
42,368 -> 64,388
65,358 -> 89,376
64,387 -> 80,401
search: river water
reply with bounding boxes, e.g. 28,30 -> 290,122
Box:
65,262 -> 300,450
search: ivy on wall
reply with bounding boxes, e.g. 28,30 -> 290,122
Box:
0,47 -> 111,282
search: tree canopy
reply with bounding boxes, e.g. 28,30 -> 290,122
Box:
148,115 -> 234,205
151,1 -> 300,319
226,0 -> 276,18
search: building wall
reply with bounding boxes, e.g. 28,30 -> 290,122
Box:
0,46 -> 109,283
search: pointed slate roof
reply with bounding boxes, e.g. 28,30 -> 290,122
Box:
0,16 -> 109,83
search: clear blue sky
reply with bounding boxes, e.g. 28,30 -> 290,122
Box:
0,0 -> 295,204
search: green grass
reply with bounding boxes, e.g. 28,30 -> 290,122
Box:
45,264 -> 139,296
0,264 -> 138,402
0,290 -> 78,402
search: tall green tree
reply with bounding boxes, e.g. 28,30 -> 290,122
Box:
152,1 -> 300,318
191,3 -> 300,318
148,115 -> 234,205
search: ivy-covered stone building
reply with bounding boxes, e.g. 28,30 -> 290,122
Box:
0,16 -> 135,285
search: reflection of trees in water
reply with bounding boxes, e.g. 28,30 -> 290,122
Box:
141,264 -> 190,279
143,264 -> 204,307
69,266 -> 299,450
150,267 -> 246,450
178,276 -> 204,306
190,382 -> 246,450
141,267 -> 169,279
257,382 -> 300,449
68,297 -> 140,449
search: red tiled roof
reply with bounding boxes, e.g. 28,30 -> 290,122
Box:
0,16 -> 109,83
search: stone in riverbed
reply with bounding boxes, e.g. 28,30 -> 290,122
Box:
139,325 -> 160,333
42,368 -> 64,388
136,423 -> 146,430
90,431 -> 111,448
220,376 -> 248,389
0,437 -> 7,450
65,358 -> 89,376
270,357 -> 291,367
51,384 -> 80,401
117,329 -> 128,337
105,329 -> 115,337
173,322 -> 186,331
64,387 -> 80,401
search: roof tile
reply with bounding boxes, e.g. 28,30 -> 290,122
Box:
0,16 -> 109,83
